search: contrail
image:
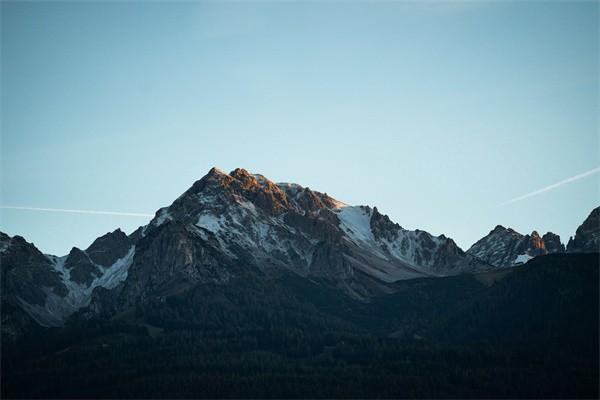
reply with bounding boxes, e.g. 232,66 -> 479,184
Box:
0,206 -> 154,218
501,166 -> 600,206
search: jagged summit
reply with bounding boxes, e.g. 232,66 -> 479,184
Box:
154,167 -> 349,228
467,225 -> 564,268
0,228 -> 136,327
180,167 -> 349,214
491,225 -> 520,235
128,167 -> 493,300
85,229 -> 130,267
0,166 -> 495,328
229,167 -> 253,178
3,166 -> 596,333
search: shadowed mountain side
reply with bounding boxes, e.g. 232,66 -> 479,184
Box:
2,253 -> 597,398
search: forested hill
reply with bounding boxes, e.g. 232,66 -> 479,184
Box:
2,253 -> 597,398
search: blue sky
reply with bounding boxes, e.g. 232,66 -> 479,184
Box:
1,1 -> 598,256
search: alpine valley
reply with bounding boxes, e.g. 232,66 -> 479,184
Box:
1,168 -> 598,398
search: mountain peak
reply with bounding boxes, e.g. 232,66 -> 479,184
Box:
542,232 -> 565,253
134,167 -> 493,298
229,167 -> 252,179
567,206 -> 600,253
85,228 -> 132,267
490,225 -> 521,237
200,167 -> 231,185
208,166 -> 227,176
182,167 -> 235,196
468,223 -> 567,268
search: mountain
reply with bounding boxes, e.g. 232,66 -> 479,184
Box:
2,169 -> 598,333
567,207 -> 600,253
0,229 -> 136,332
466,226 -> 564,268
0,232 -> 68,337
468,206 -> 599,268
1,167 -> 492,330
1,168 -> 598,398
121,167 -> 490,300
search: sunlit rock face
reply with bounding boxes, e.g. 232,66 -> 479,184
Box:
567,207 -> 600,253
467,225 -> 565,268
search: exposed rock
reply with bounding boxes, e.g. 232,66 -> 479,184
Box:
1,235 -> 67,305
65,247 -> 101,286
1,229 -> 135,331
567,207 -> 600,253
0,234 -> 68,328
543,232 -> 565,253
85,229 -> 131,267
126,167 -> 492,304
10,167 -> 589,333
467,226 -> 564,268
118,222 -> 233,306
128,226 -> 145,245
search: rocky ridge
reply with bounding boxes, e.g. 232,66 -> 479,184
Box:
567,207 -> 600,253
0,229 -> 136,329
1,168 -> 598,333
466,226 -> 565,268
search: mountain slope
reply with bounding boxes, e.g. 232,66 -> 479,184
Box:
1,167 -> 492,331
2,168 -> 596,335
0,230 -> 136,329
108,167 -> 491,308
3,253 -> 597,399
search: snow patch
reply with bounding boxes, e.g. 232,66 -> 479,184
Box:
335,206 -> 375,244
152,208 -> 173,227
45,246 -> 136,322
235,198 -> 259,216
197,213 -> 226,233
513,253 -> 532,266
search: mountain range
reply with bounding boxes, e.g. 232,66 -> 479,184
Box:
1,167 -> 598,398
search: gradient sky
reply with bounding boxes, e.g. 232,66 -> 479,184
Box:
1,1 -> 598,256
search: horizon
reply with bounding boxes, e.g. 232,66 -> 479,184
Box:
1,1 -> 598,255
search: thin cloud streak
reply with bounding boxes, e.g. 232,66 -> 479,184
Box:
501,167 -> 600,206
0,206 -> 154,218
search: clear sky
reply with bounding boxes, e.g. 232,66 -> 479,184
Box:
1,1 -> 598,256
